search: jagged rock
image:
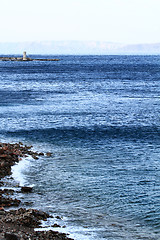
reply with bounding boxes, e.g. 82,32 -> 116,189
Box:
21,187 -> 33,193
1,208 -> 51,228
4,232 -> 20,240
0,196 -> 21,207
0,142 -> 74,240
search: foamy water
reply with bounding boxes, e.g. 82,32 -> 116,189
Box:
11,156 -> 34,187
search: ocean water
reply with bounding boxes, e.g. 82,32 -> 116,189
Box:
0,55 -> 160,240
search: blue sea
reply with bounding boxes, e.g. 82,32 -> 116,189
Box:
0,55 -> 160,240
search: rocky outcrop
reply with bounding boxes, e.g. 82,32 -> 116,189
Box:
0,142 -> 41,179
1,208 -> 50,228
0,142 -> 74,240
0,207 -> 74,239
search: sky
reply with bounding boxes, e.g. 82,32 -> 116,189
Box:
0,0 -> 160,44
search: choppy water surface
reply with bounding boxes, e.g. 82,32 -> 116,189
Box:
0,55 -> 160,239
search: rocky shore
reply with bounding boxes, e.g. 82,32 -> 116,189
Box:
0,142 -> 74,240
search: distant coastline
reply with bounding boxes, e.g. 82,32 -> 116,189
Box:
0,41 -> 160,55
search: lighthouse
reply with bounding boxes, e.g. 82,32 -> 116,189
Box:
23,51 -> 27,61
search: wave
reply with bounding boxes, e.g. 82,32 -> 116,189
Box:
5,125 -> 160,143
11,157 -> 33,186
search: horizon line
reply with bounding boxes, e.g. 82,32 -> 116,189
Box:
0,40 -> 160,45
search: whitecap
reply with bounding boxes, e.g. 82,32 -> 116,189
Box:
11,156 -> 33,186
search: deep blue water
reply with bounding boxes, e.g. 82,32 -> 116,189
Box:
0,55 -> 160,239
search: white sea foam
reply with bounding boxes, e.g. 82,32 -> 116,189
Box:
35,224 -> 99,240
35,217 -> 101,240
11,156 -> 33,186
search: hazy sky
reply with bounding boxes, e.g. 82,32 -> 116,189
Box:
0,0 -> 160,44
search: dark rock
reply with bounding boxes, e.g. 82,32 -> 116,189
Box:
0,148 -> 4,154
21,186 -> 33,193
1,208 -> 51,228
4,232 -> 20,240
38,152 -> 44,156
0,142 -> 74,240
0,196 -> 21,207
46,152 -> 52,157
32,155 -> 39,160
0,211 -> 5,215
56,216 -> 62,220
51,223 -> 61,228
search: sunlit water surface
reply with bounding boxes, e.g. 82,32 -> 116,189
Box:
0,55 -> 160,240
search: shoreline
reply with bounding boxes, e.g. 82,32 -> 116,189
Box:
0,142 -> 74,240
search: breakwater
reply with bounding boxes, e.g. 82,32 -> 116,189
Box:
0,56 -> 59,61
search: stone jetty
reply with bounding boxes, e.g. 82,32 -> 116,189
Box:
0,52 -> 59,62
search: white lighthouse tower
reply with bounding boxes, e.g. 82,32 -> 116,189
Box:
23,51 -> 27,61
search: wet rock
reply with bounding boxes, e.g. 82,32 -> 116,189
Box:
32,155 -> 39,160
56,216 -> 62,220
1,208 -> 51,228
24,145 -> 33,149
46,152 -> 52,157
52,223 -> 61,228
38,152 -> 44,156
23,201 -> 32,206
21,187 -> 33,193
0,196 -> 21,207
33,230 -> 74,240
0,189 -> 14,195
0,142 -> 74,240
0,207 -> 5,215
0,142 -> 45,180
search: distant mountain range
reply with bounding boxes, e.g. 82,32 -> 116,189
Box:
0,41 -> 160,55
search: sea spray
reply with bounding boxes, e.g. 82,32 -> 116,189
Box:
11,156 -> 34,187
